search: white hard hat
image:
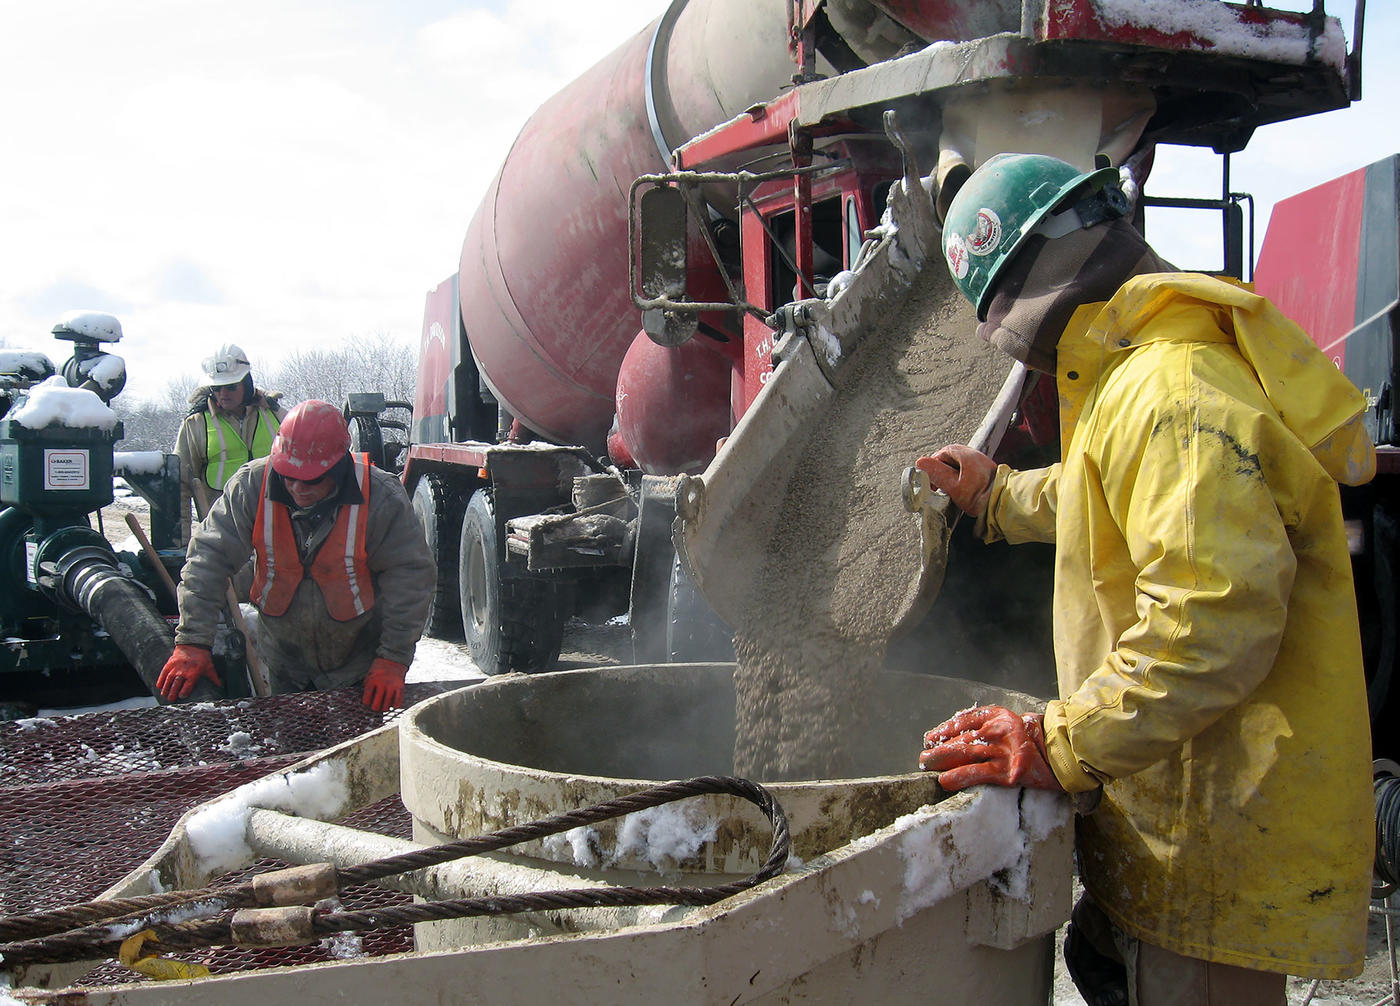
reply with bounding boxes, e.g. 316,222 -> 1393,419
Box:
201,344 -> 251,387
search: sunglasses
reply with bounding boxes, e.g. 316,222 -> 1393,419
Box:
282,469 -> 334,488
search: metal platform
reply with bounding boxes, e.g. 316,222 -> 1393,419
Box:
0,682 -> 473,984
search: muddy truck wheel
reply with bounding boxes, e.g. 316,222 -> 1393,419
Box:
458,488 -> 572,674
412,473 -> 465,640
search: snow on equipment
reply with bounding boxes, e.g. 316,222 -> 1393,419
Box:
0,315 -> 248,711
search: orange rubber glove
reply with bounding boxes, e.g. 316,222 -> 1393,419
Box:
915,445 -> 997,518
920,705 -> 1062,792
156,644 -> 221,701
362,658 -> 408,711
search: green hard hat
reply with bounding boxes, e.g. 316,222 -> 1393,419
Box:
941,153 -> 1128,319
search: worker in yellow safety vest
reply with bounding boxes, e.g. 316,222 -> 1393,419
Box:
174,344 -> 285,543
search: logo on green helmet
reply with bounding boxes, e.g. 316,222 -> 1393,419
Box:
946,207 -> 1003,281
967,208 -> 1003,256
946,232 -> 970,279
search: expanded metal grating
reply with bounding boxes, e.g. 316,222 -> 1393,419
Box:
0,682 -> 473,985
2,686 -> 419,788
74,796 -> 417,986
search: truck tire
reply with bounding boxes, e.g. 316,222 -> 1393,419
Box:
666,554 -> 734,662
459,488 -> 572,675
412,473 -> 465,640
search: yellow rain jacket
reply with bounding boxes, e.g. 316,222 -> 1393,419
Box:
980,273 -> 1375,978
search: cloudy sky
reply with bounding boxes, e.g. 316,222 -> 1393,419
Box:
1,1 -> 1394,404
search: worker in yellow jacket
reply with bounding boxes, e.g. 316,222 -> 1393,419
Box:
917,153 -> 1375,1005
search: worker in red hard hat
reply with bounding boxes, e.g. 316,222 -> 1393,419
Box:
175,343 -> 285,545
914,154 -> 1375,1004
158,399 -> 435,712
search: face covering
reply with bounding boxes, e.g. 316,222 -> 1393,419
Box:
977,218 -> 1174,373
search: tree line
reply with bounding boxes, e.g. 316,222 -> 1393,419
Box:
112,332 -> 416,452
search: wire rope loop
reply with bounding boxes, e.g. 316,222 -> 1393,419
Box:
0,775 -> 790,967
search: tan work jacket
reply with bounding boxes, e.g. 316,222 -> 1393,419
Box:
175,390 -> 284,542
176,457 -> 434,686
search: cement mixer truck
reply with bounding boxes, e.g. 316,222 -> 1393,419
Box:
358,0 -> 1387,701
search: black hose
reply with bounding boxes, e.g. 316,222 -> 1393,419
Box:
56,547 -> 218,701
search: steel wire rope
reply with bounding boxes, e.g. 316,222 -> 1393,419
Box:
1375,767 -> 1400,898
0,775 -> 789,968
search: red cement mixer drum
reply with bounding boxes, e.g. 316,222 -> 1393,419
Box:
456,0 -> 794,460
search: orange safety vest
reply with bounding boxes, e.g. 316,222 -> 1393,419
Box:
250,454 -> 375,621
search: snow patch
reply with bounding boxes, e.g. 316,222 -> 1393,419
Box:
405,636 -> 486,683
322,930 -> 365,960
218,730 -> 261,758
8,375 -> 119,431
615,802 -> 718,871
0,349 -> 55,379
894,788 -> 1024,923
1097,0 -> 1346,69
115,450 -> 166,474
85,353 -> 126,392
55,309 -> 123,342
96,896 -> 231,943
990,789 -> 1071,901
545,826 -> 602,869
12,717 -> 58,731
185,761 -> 350,875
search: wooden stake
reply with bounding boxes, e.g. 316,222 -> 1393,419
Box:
124,512 -> 179,608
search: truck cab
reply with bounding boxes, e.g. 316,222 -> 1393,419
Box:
735,140 -> 900,412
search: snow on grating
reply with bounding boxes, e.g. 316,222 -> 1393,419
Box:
1,684 -> 465,982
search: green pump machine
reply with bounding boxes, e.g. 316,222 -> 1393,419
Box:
0,312 -> 231,715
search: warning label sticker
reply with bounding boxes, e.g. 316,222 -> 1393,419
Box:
44,449 -> 90,490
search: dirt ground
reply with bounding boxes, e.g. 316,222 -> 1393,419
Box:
1049,889 -> 1398,1005
1282,911 -> 1398,1005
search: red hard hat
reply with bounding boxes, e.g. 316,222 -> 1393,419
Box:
269,400 -> 351,479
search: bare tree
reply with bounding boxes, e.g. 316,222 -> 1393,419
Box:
270,331 -> 415,408
114,374 -> 201,451
99,331 -> 415,453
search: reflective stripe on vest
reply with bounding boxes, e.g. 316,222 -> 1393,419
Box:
205,407 -> 279,491
250,455 -> 375,621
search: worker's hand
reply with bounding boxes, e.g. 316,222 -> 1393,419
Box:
915,445 -> 996,517
156,644 -> 221,702
362,658 -> 408,712
920,705 -> 1062,792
